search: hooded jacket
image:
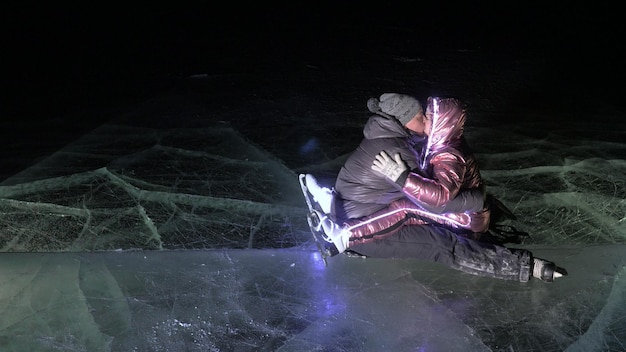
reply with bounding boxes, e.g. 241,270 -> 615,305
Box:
394,97 -> 489,232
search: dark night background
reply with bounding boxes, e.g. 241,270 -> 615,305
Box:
1,3 -> 623,181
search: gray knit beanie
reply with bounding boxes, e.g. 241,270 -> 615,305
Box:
367,93 -> 423,125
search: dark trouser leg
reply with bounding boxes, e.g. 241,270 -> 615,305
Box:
348,224 -> 532,282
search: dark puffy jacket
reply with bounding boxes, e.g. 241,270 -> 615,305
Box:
334,115 -> 423,219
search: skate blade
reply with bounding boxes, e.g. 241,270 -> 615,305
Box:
299,174 -> 334,265
307,211 -> 333,265
554,266 -> 568,279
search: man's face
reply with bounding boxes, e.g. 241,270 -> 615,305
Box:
423,112 -> 433,136
405,112 -> 426,135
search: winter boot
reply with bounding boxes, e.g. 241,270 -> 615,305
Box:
305,174 -> 334,214
532,258 -> 568,282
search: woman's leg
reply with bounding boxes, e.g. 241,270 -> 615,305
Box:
343,198 -> 474,246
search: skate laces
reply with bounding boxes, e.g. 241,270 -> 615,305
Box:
311,210 -> 332,242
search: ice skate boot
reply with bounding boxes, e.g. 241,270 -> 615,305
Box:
305,210 -> 340,259
299,174 -> 342,264
304,174 -> 334,214
532,258 -> 568,282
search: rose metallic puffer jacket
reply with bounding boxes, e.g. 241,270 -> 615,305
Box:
334,100 -> 486,231
393,97 -> 490,232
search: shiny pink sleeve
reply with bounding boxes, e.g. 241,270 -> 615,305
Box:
402,152 -> 466,208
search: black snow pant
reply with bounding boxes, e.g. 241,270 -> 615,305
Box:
347,223 -> 532,282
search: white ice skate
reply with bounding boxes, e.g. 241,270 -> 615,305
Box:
299,174 -> 340,264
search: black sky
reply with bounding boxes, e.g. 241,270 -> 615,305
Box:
1,3 -> 623,175
3,4 -> 622,112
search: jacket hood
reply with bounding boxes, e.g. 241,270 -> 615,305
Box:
363,114 -> 412,140
424,97 -> 466,157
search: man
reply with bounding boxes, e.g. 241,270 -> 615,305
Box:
303,93 -> 566,282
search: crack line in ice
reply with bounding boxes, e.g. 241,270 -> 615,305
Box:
565,265 -> 626,351
0,167 -> 303,217
102,167 -> 302,216
137,204 -> 163,250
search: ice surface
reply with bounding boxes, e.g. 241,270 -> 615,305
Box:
0,248 -> 625,351
0,115 -> 306,252
1,93 -> 625,351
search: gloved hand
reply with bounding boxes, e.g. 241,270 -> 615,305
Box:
371,151 -> 408,182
